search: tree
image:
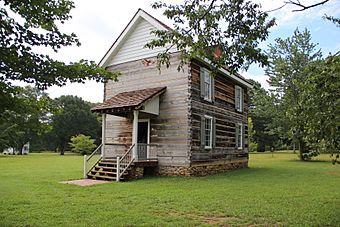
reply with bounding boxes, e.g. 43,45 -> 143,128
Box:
0,86 -> 52,153
146,0 -> 275,72
298,55 -> 340,159
0,0 -> 118,115
69,134 -> 96,155
248,80 -> 285,152
49,96 -> 101,155
265,28 -> 322,160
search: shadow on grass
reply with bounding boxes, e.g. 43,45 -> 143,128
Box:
286,159 -> 332,164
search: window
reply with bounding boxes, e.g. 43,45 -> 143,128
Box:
200,67 -> 213,102
204,116 -> 213,148
236,123 -> 243,149
235,85 -> 243,112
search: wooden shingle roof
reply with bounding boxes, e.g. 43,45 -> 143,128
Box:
91,87 -> 166,114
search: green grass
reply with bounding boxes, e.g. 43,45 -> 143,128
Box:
0,152 -> 339,226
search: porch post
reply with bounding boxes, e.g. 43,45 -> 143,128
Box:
101,113 -> 106,158
132,110 -> 139,160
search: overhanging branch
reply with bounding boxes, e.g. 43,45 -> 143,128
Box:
285,0 -> 330,12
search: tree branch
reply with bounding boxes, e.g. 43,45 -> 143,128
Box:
265,3 -> 288,13
285,0 -> 330,12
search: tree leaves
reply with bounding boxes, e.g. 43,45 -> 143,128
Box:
0,0 -> 119,98
146,0 -> 275,72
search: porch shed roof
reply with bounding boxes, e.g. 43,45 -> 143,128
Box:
91,87 -> 166,115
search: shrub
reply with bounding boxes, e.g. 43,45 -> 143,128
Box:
69,134 -> 97,155
249,142 -> 258,152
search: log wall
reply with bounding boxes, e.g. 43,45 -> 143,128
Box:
104,53 -> 191,166
188,60 -> 249,162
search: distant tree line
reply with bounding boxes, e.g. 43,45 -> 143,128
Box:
0,87 -> 101,155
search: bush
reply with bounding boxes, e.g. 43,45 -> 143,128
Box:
302,150 -> 320,160
69,134 -> 97,155
249,142 -> 258,152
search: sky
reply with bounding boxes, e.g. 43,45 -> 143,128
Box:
26,0 -> 340,103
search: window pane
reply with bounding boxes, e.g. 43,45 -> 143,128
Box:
237,124 -> 242,148
204,71 -> 211,100
235,87 -> 242,111
205,118 -> 212,147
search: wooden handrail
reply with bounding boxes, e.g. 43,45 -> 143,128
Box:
86,144 -> 102,161
120,144 -> 135,161
117,143 -> 135,181
84,143 -> 103,178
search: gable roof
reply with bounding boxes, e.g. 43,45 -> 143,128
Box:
99,9 -> 252,88
91,87 -> 166,114
99,9 -> 170,68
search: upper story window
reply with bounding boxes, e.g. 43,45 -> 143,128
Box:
200,67 -> 214,102
236,123 -> 243,149
235,85 -> 243,112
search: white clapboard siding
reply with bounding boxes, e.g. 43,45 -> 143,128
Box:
108,17 -> 174,66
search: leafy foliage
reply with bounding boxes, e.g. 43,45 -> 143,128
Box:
247,117 -> 257,152
298,55 -> 340,160
323,14 -> 340,27
146,0 -> 275,71
0,0 -> 118,122
0,86 -> 52,152
0,0 -> 118,88
49,96 -> 101,155
69,134 -> 96,155
248,80 -> 285,151
265,28 -> 322,159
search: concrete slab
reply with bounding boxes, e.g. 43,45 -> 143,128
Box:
60,179 -> 110,186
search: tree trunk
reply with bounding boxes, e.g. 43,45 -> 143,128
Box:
17,143 -> 24,155
60,143 -> 65,155
298,138 -> 307,161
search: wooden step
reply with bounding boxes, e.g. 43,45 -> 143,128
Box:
98,161 -> 117,166
95,166 -> 131,171
90,170 -> 128,176
87,174 -> 121,181
91,170 -> 116,176
101,159 -> 117,162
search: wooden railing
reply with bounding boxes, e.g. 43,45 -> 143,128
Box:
116,144 -> 135,182
84,144 -> 102,178
137,143 -> 158,160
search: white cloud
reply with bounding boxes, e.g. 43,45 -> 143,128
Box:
242,71 -> 271,90
47,81 -> 104,103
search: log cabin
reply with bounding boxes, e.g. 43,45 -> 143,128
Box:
85,9 -> 252,181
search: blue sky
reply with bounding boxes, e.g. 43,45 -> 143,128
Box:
26,0 -> 340,102
244,0 -> 340,88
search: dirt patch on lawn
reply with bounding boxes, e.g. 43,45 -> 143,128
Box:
60,179 -> 110,186
325,171 -> 340,176
162,211 -> 241,225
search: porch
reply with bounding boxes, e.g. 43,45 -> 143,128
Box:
84,87 -> 166,181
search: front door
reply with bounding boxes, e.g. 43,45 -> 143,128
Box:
137,121 -> 149,160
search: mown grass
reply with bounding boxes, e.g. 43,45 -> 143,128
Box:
0,152 -> 339,226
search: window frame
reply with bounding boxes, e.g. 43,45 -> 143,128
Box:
236,123 -> 243,149
235,85 -> 243,112
202,68 -> 212,102
204,115 -> 213,149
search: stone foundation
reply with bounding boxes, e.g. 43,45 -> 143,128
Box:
157,158 -> 248,176
125,158 -> 248,180
126,166 -> 144,180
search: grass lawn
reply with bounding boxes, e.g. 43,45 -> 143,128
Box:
0,152 -> 339,226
